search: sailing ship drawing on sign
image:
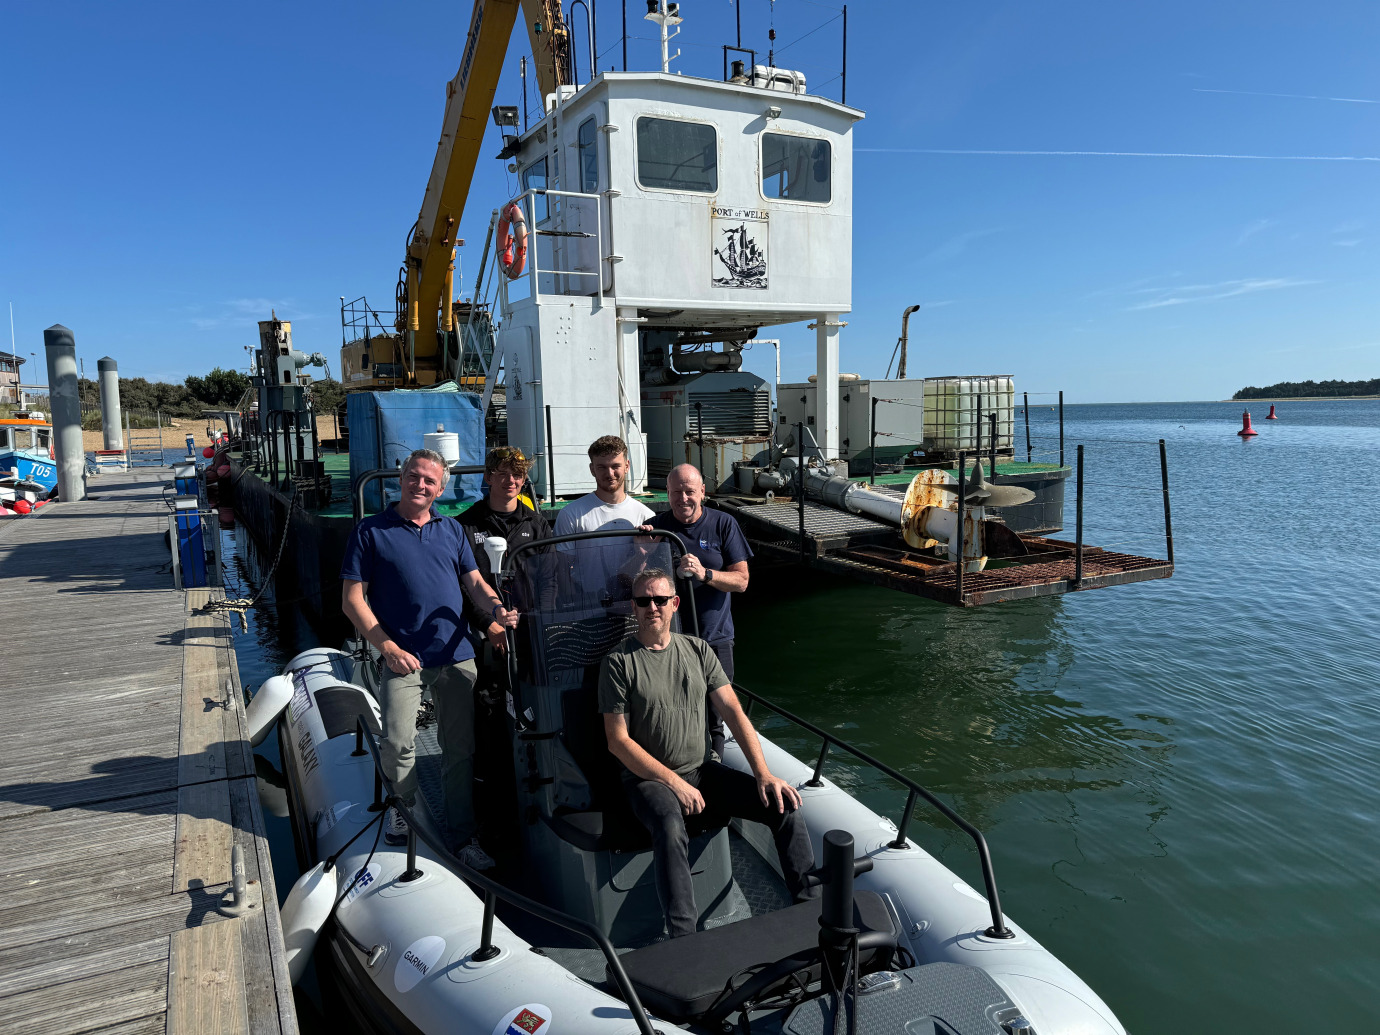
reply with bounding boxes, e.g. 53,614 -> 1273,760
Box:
712,219 -> 768,289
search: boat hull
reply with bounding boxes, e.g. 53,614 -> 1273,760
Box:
0,450 -> 56,492
275,647 -> 1125,1035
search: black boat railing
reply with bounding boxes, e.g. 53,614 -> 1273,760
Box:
351,716 -> 659,1035
732,683 -> 1013,939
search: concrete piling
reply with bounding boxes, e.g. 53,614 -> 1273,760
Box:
43,324 -> 86,502
98,356 -> 123,450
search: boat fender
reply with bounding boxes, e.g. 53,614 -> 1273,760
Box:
497,201 -> 528,279
281,861 -> 338,984
247,674 -> 294,746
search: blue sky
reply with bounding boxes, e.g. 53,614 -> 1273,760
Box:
2,1 -> 1377,402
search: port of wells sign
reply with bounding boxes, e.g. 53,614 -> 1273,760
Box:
711,206 -> 768,289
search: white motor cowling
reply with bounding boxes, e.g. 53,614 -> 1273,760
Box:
247,675 -> 293,746
280,861 -> 338,984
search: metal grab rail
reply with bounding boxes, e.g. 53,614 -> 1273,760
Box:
351,717 -> 659,1035
352,464 -> 487,522
498,187 -> 606,310
732,683 -> 1013,940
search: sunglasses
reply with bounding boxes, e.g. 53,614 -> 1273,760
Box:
632,594 -> 675,608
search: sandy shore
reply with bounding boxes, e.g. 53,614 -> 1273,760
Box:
81,414 -> 344,455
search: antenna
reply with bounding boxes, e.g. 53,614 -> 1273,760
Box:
643,1 -> 682,73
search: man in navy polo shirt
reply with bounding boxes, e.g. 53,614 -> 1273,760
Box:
648,463 -> 753,756
341,449 -> 518,869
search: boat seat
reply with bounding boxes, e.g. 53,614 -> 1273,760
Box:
549,679 -> 727,854
610,890 -> 898,1023
545,801 -> 726,854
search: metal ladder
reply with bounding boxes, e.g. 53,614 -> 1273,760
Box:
124,410 -> 167,467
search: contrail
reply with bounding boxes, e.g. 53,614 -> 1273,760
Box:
856,148 -> 1380,162
1195,87 -> 1380,105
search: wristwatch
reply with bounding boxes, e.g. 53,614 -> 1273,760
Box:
702,569 -> 712,586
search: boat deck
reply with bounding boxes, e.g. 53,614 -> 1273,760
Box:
721,497 -> 1174,606
0,472 -> 297,1035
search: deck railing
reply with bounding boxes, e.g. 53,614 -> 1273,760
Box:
733,683 -> 1013,939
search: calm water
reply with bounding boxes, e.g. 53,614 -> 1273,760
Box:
231,400 -> 1380,1033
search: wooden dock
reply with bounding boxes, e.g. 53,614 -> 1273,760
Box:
0,472 -> 297,1035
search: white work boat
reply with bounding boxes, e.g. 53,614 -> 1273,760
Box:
254,531 -> 1126,1035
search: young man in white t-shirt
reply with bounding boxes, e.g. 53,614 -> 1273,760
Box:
554,435 -> 655,601
555,435 -> 655,533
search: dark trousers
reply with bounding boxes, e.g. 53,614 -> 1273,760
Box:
625,760 -> 815,938
708,641 -> 734,758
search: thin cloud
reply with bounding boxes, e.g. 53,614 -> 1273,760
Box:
857,148 -> 1380,162
1236,219 -> 1276,246
1127,278 -> 1316,311
1195,87 -> 1380,105
183,298 -> 313,330
1335,239 -> 1362,247
922,228 -> 1001,264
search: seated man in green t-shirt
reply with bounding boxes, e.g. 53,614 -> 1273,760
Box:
599,568 -> 816,938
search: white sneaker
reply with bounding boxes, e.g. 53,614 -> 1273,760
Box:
456,838 -> 496,871
384,807 -> 409,846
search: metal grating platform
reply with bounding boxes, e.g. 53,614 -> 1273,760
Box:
721,497 -> 1172,607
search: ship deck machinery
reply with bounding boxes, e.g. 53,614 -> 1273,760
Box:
710,423 -> 1173,608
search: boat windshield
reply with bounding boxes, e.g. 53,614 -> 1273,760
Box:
507,534 -> 687,630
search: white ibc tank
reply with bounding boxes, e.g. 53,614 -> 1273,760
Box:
922,375 -> 1015,454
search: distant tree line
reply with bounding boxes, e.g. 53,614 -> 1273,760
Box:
1234,378 -> 1380,400
73,366 -> 348,421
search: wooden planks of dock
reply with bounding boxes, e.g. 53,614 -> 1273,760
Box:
0,473 -> 297,1035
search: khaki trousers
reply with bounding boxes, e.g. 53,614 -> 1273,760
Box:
378,658 -> 479,844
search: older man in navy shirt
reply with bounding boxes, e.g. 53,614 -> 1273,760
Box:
342,449 -> 518,869
648,463 -> 753,756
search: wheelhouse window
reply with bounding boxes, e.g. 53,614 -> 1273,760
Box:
0,428 -> 10,450
761,133 -> 831,203
635,117 -> 717,193
37,429 -> 51,450
578,117 -> 598,194
522,156 -> 550,222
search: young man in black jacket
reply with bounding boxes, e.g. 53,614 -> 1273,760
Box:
460,446 -> 551,650
460,447 -> 550,852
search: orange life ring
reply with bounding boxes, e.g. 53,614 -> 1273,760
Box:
497,201 -> 528,279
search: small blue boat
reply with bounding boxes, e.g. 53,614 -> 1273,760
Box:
0,412 -> 57,494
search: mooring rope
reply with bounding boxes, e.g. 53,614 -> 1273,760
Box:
201,483 -> 299,630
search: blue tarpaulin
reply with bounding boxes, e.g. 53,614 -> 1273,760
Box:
348,386 -> 485,513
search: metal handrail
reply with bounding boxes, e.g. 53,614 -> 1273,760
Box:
351,717 -> 658,1035
352,464 -> 487,522
499,187 -> 606,310
731,683 -> 1013,939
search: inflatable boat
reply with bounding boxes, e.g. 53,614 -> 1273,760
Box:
258,530 -> 1126,1034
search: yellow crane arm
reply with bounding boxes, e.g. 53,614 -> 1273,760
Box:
406,0 -> 570,373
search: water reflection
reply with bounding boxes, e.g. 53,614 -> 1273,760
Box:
732,566 -> 1175,844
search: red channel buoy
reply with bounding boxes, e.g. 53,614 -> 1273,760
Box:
1238,410 -> 1259,437
1266,404 -> 1279,420
13,499 -> 32,515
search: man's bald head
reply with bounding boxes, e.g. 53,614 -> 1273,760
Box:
666,464 -> 706,522
667,464 -> 704,490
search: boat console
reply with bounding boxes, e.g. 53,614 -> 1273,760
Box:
503,530 -> 740,943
